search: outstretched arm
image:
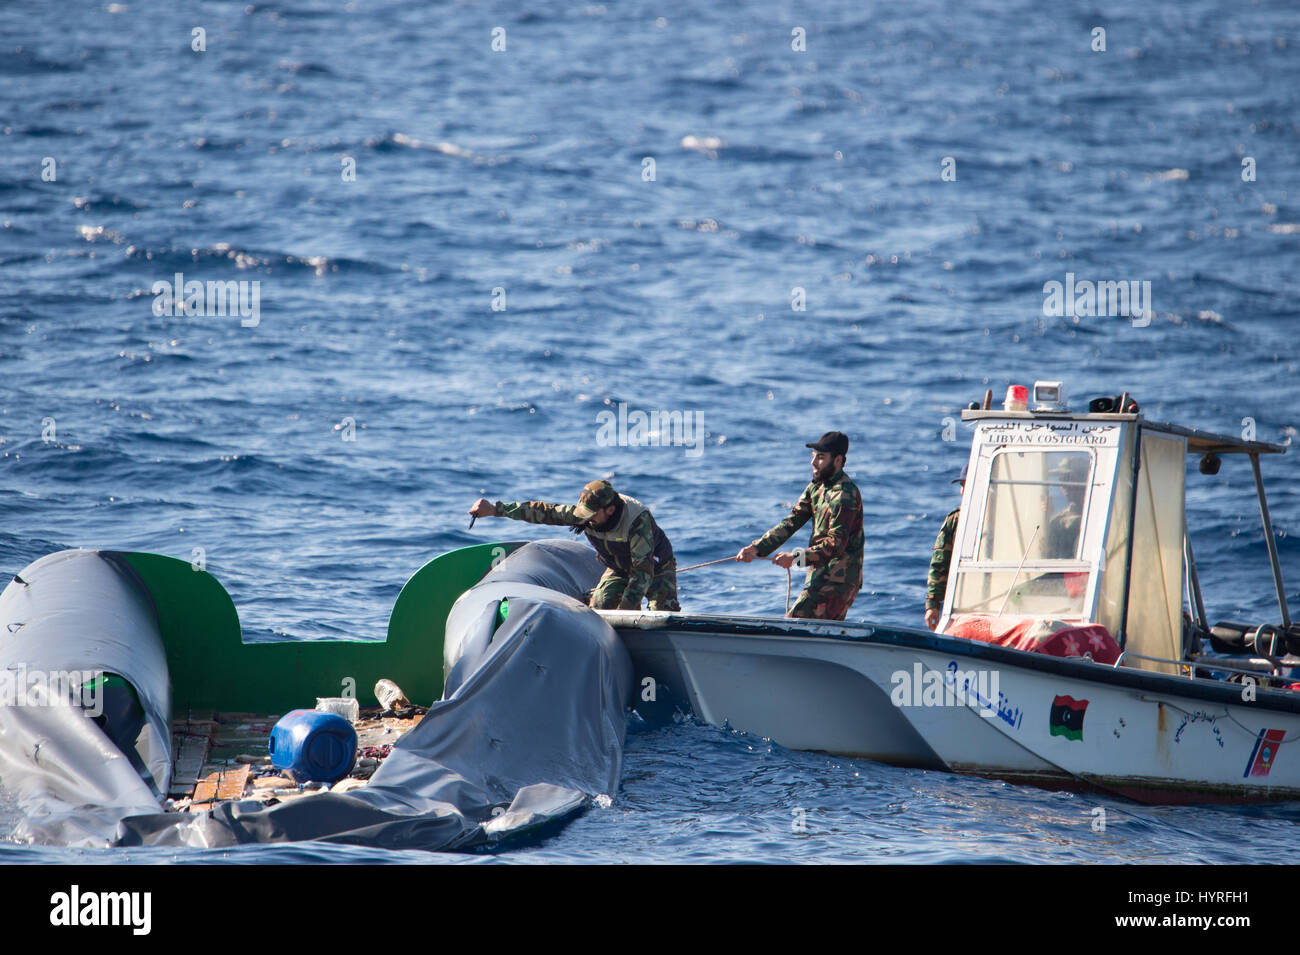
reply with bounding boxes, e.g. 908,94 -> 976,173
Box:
469,498 -> 584,526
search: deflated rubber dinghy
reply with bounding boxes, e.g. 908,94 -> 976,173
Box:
1,541 -> 631,851
117,538 -> 629,850
0,550 -> 174,846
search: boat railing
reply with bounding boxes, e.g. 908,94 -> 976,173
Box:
1112,650 -> 1195,677
1114,649 -> 1298,687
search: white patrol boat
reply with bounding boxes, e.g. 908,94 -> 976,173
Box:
603,382 -> 1300,804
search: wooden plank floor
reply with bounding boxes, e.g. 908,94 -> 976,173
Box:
168,708 -> 423,811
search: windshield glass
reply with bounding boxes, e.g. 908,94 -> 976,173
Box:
951,449 -> 1094,620
951,569 -> 1090,618
977,450 -> 1091,562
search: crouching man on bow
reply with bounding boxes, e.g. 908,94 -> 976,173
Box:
468,479 -> 681,611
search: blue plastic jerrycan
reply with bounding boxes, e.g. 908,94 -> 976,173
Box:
268,709 -> 358,783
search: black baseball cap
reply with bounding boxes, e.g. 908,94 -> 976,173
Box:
806,431 -> 849,457
953,464 -> 968,484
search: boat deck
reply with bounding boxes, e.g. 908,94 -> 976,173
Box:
167,709 -> 422,812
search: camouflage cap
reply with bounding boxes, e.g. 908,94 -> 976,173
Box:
1049,454 -> 1089,481
574,479 -> 618,520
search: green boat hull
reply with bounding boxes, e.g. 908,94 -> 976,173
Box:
120,542 -> 526,713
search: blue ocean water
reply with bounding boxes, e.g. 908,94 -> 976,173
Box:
1,0 -> 1298,863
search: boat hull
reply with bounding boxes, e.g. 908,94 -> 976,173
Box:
607,612 -> 1300,804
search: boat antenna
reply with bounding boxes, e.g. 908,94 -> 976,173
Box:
996,524 -> 1041,618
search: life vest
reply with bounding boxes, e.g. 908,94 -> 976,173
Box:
584,495 -> 674,573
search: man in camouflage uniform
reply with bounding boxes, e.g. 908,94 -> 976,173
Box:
925,466 -> 966,630
468,480 -> 680,612
736,431 -> 864,620
1045,455 -> 1088,560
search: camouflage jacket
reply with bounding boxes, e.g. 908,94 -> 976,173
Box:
926,507 -> 961,612
753,469 -> 864,594
1045,502 -> 1083,560
494,496 -> 671,609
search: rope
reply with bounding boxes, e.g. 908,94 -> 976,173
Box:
676,555 -> 795,616
676,556 -> 740,573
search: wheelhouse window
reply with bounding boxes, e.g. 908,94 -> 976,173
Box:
951,569 -> 1092,619
951,449 -> 1095,620
976,450 -> 1092,562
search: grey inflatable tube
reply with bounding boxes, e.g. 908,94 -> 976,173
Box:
0,550 -> 173,847
115,539 -> 632,851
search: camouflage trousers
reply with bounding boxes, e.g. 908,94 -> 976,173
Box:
590,561 -> 681,612
788,585 -> 857,621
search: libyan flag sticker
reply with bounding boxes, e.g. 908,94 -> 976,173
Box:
1050,695 -> 1089,741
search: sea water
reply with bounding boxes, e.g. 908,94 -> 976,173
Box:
1,0 -> 1298,863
